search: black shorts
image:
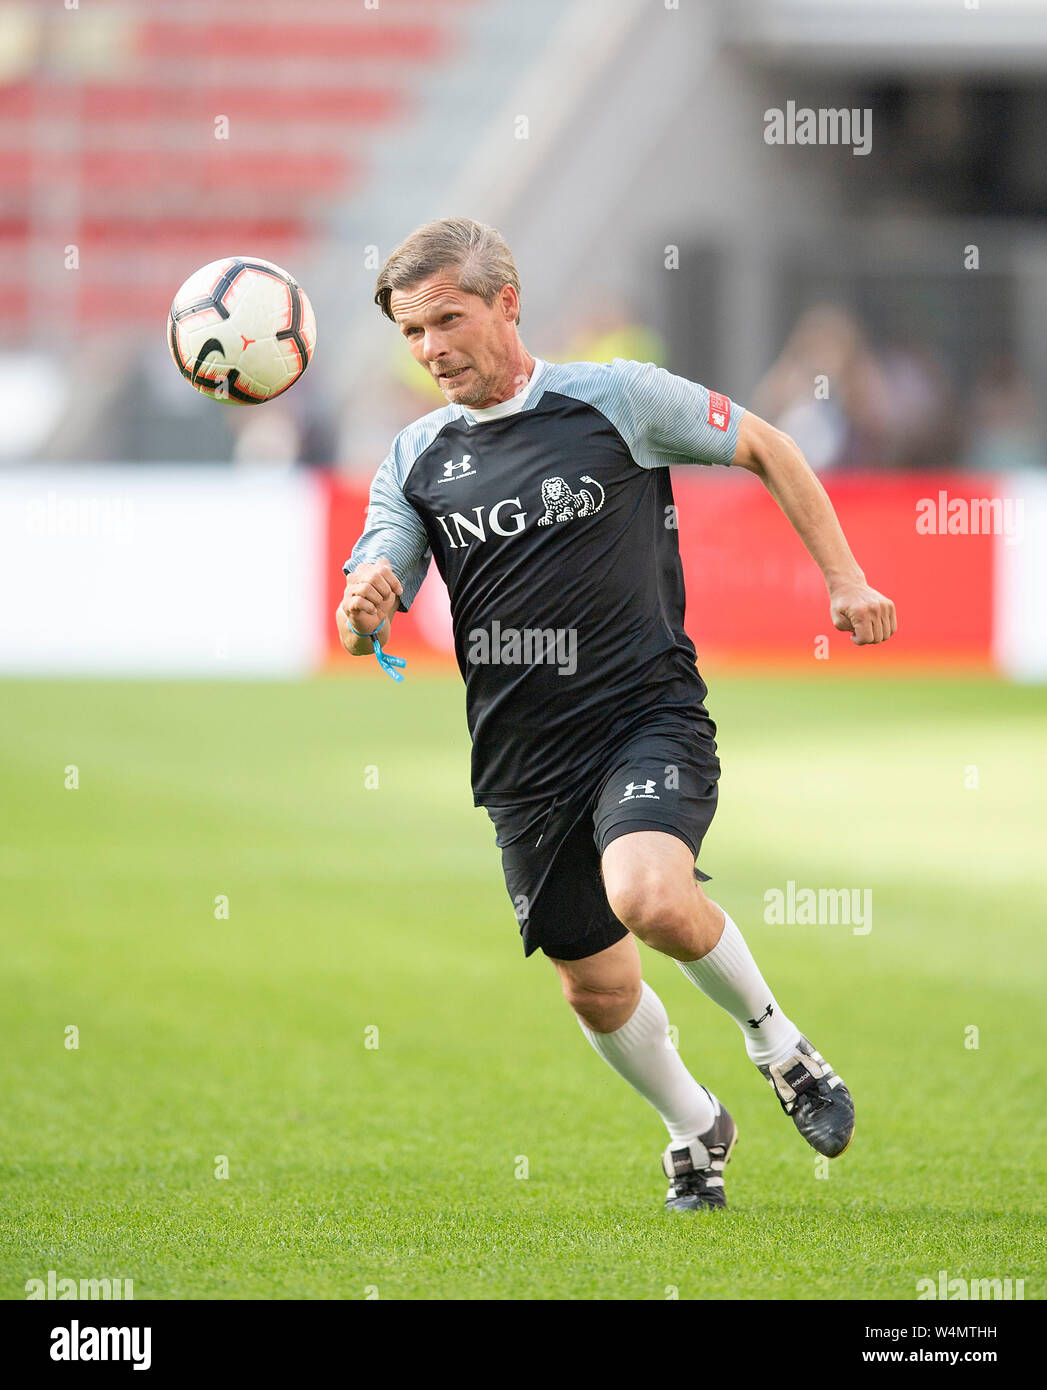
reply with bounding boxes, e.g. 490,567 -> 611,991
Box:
484,715 -> 720,961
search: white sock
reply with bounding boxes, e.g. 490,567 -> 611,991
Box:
676,907 -> 801,1067
576,980 -> 716,1143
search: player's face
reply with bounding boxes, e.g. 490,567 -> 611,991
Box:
390,274 -> 522,408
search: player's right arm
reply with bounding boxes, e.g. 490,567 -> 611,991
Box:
336,558 -> 403,656
336,437 -> 432,659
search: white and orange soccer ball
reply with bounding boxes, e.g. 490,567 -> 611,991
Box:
167,256 -> 316,405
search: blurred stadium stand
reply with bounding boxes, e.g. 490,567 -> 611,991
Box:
2,0 -> 1046,472
0,0 -> 476,336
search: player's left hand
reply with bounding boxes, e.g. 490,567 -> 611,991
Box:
830,582 -> 897,645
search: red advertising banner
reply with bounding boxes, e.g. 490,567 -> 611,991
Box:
672,470 -> 995,668
325,470 -> 997,672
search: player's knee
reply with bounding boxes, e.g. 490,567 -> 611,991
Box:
561,976 -> 641,1033
606,879 -> 693,955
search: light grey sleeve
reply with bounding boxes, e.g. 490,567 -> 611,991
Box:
343,451 -> 431,613
609,358 -> 745,467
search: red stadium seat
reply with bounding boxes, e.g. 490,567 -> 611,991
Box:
0,0 -> 486,331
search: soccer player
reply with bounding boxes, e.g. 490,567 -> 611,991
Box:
338,218 -> 897,1211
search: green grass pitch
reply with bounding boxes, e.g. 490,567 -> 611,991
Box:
1,671 -> 1044,1300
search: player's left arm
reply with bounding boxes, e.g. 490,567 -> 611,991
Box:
732,412 -> 897,645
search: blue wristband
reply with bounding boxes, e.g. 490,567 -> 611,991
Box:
347,616 -> 406,684
348,616 -> 387,639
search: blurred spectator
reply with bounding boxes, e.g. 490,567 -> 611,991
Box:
549,300 -> 668,370
962,356 -> 1045,472
231,406 -> 300,469
877,342 -> 960,469
297,410 -> 339,468
0,352 -> 69,460
388,335 -> 446,414
750,304 -> 894,471
288,375 -> 338,469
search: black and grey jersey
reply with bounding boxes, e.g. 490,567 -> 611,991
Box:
345,358 -> 745,805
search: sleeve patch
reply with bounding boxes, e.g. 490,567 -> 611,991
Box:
708,392 -> 730,431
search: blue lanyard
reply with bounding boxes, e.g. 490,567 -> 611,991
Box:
347,616 -> 407,683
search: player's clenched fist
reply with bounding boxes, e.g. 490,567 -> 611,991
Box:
336,556 -> 403,653
830,582 -> 897,645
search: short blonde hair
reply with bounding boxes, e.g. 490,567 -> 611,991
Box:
375,217 -> 521,324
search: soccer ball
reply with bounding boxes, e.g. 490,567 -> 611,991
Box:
167,256 -> 316,405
